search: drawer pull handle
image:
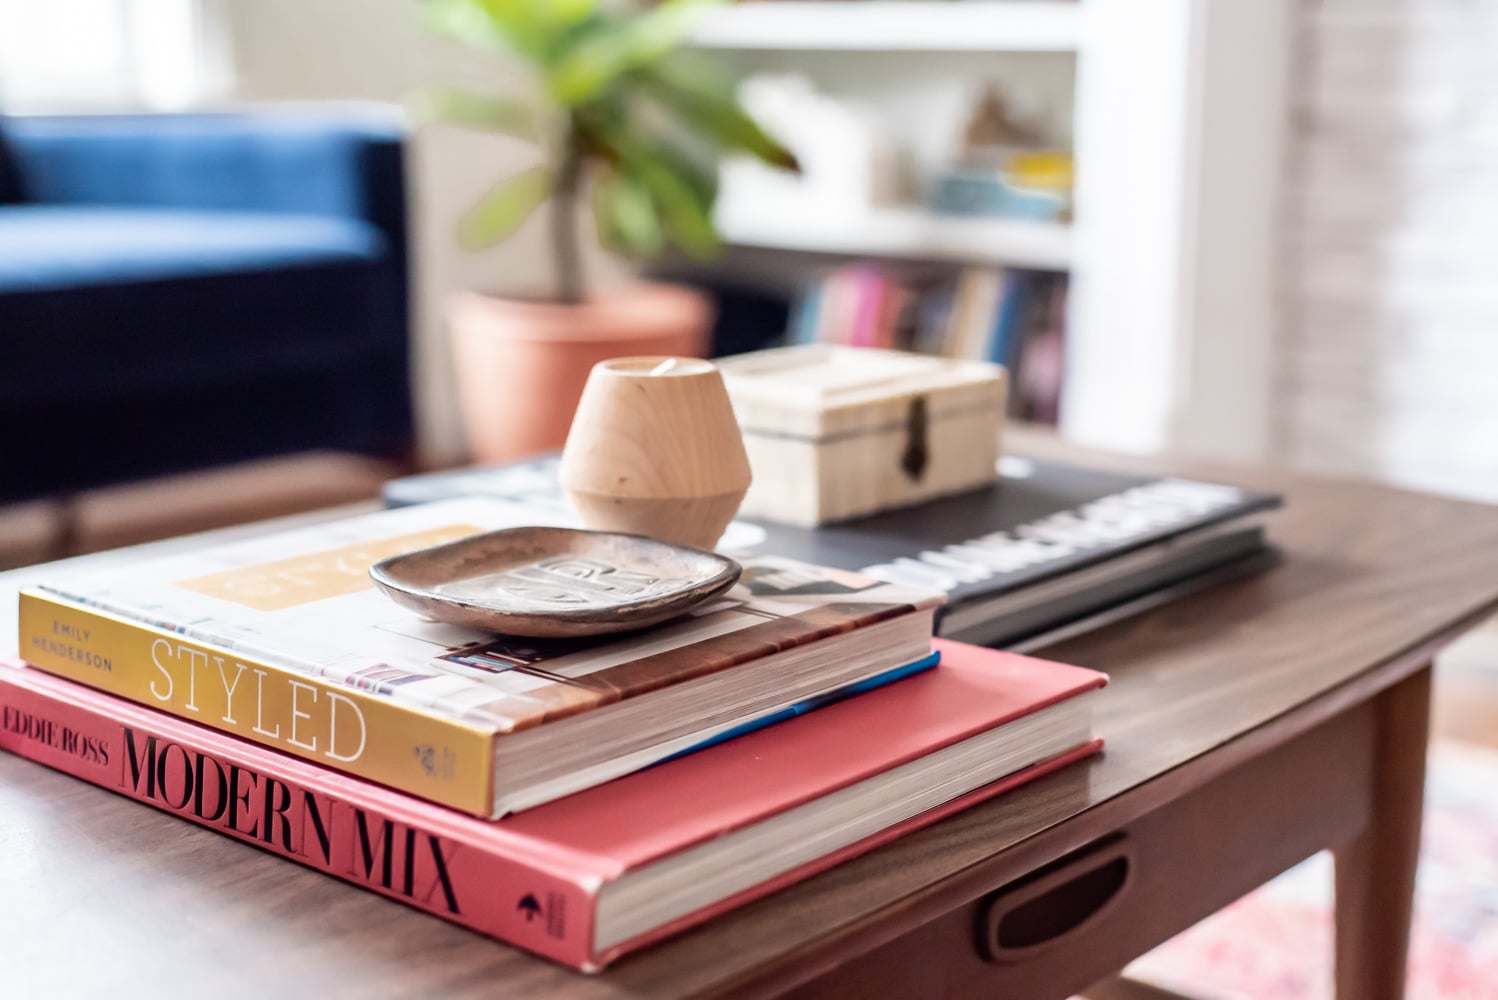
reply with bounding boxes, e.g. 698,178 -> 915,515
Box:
979,837 -> 1134,963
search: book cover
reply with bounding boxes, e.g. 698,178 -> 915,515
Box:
875,282 -> 910,351
385,458 -> 1280,645
0,638 -> 1104,971
1018,291 -> 1067,425
788,277 -> 823,346
17,498 -> 942,817
1009,273 -> 1069,425
815,267 -> 856,345
909,275 -> 958,356
988,268 -> 1034,370
946,267 -> 1005,361
847,264 -> 887,348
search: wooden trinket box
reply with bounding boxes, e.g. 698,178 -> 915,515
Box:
717,346 -> 1007,526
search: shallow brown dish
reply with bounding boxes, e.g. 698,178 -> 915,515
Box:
369,526 -> 742,638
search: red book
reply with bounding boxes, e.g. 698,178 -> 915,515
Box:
0,639 -> 1105,971
848,264 -> 887,348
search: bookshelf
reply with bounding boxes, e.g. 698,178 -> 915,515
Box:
692,2 -> 1084,54
689,0 -> 1295,466
717,208 -> 1073,271
692,0 -> 1080,425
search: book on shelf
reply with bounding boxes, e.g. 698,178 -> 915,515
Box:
1008,272 -> 1068,424
0,638 -> 1106,971
385,457 -> 1280,650
947,267 -> 1006,361
16,498 -> 943,818
783,263 -> 1070,422
989,267 -> 1035,370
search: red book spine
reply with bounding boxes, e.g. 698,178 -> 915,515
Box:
0,664 -> 606,971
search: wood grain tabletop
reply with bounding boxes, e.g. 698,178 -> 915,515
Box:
5,434 -> 1498,999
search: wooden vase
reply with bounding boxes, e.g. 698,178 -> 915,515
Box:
559,357 -> 752,550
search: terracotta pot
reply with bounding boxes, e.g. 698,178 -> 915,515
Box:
560,357 -> 752,549
448,283 -> 712,462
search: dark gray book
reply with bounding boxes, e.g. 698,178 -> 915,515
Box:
384,455 -> 1280,648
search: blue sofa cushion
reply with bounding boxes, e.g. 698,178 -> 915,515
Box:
4,114 -> 401,218
0,111 -> 413,501
0,205 -> 386,292
0,248 -> 411,498
0,123 -> 24,204
0,235 -> 403,400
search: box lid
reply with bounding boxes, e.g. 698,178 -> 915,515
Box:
719,346 -> 1006,439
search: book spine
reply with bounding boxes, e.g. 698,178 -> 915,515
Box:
17,591 -> 496,817
848,266 -> 884,348
0,665 -> 605,971
789,280 -> 823,345
988,269 -> 1032,369
659,649 -> 941,762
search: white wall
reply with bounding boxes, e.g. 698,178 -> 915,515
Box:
1062,0 -> 1294,464
1280,0 -> 1498,501
0,0 -> 230,111
224,0 -> 631,464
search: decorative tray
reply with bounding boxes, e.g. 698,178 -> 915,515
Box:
369,526 -> 742,638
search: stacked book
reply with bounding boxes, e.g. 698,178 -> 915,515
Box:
2,498 -> 1107,971
386,457 -> 1282,650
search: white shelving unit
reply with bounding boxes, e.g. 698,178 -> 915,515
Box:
692,0 -> 1295,465
696,2 -> 1079,271
693,1 -> 1084,53
718,208 -> 1073,271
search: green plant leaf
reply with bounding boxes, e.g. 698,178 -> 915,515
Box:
635,160 -> 720,259
425,0 -> 579,58
653,141 -> 718,205
577,104 -> 707,188
458,166 -> 553,249
593,168 -> 665,258
575,109 -> 721,259
650,48 -> 737,101
546,0 -> 720,106
643,58 -> 799,171
476,0 -> 559,55
422,0 -> 511,52
545,0 -> 599,29
406,84 -> 539,140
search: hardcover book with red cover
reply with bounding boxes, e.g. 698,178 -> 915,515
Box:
0,638 -> 1105,971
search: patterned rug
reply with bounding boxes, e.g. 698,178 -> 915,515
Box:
1124,741 -> 1498,999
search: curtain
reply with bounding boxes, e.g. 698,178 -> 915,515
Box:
0,0 -> 232,112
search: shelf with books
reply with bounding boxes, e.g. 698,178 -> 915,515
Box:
691,2 -> 1084,54
690,2 -> 1289,466
717,207 -> 1074,271
777,260 -> 1070,425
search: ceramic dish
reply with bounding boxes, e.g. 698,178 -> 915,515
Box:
369,526 -> 742,638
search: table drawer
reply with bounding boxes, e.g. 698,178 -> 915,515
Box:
785,700 -> 1375,999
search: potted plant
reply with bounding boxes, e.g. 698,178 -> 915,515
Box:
418,0 -> 798,461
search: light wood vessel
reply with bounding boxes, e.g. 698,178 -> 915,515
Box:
559,357 -> 752,549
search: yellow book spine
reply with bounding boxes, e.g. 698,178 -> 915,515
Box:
17,591 -> 495,817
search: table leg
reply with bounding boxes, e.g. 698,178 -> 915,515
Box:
1333,665 -> 1431,1000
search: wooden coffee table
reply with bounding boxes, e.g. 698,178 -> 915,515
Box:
4,437 -> 1498,1000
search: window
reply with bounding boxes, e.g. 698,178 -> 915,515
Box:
0,0 -> 231,111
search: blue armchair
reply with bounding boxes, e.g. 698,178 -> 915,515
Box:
0,110 -> 413,502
